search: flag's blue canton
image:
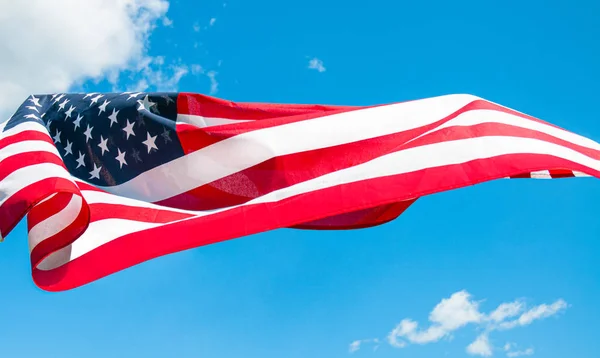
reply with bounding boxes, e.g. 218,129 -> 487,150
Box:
7,92 -> 184,186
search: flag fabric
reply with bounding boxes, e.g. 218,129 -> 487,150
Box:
1,92 -> 599,291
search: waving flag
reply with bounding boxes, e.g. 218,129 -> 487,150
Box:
1,92 -> 599,291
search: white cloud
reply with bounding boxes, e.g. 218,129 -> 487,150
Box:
162,16 -> 173,27
349,340 -> 361,353
126,59 -> 189,92
193,21 -> 201,32
210,17 -> 217,26
467,334 -> 493,357
0,0 -> 171,119
374,291 -> 567,356
497,299 -> 568,330
430,290 -> 483,330
504,342 -> 534,357
207,71 -> 218,95
349,338 -> 379,353
507,348 -> 534,357
308,57 -> 326,72
191,64 -> 204,75
387,291 -> 482,346
488,301 -> 524,322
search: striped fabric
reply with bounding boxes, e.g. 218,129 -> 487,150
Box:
1,92 -> 598,291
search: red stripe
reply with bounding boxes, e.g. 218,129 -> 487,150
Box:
292,200 -> 417,230
0,151 -> 65,181
549,169 -> 576,178
32,152 -> 599,291
30,193 -> 89,266
0,130 -> 53,151
401,122 -> 600,159
175,98 -> 565,155
177,92 -> 358,119
76,181 -> 107,193
164,99 -> 491,209
27,192 -> 72,230
88,203 -> 194,223
163,115 -> 600,211
0,177 -> 80,237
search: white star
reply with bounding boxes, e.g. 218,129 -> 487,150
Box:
122,120 -> 135,140
89,163 -> 102,180
127,92 -> 143,101
29,95 -> 41,107
98,99 -> 110,114
90,94 -> 103,105
83,124 -> 93,143
64,140 -> 73,156
65,105 -> 76,118
58,98 -> 70,111
142,132 -> 158,153
73,114 -> 83,130
51,93 -> 59,100
108,108 -> 119,127
53,130 -> 61,144
137,95 -> 157,112
76,152 -> 86,169
26,105 -> 39,113
24,113 -> 40,121
98,135 -> 109,155
115,148 -> 127,168
83,92 -> 97,99
53,94 -> 65,103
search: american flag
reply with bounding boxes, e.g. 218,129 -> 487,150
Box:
1,92 -> 598,291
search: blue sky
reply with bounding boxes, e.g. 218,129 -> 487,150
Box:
1,0 -> 599,357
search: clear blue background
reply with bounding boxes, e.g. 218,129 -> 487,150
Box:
1,0 -> 599,357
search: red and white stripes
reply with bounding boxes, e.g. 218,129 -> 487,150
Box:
1,93 -> 598,291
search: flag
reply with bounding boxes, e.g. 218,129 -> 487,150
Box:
1,92 -> 599,291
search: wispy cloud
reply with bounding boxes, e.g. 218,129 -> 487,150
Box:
349,338 -> 379,353
352,290 -> 567,356
504,343 -> 534,357
210,18 -> 217,26
125,57 -> 189,92
193,21 -> 201,32
308,57 -> 326,72
207,71 -> 218,94
162,17 -> 173,27
188,65 -> 219,95
496,299 -> 568,330
507,348 -> 534,357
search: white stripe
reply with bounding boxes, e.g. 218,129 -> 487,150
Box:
81,189 -> 201,215
573,171 -> 591,177
97,98 -> 600,203
36,218 -> 161,270
0,121 -> 48,140
530,170 -> 552,179
28,194 -> 82,252
177,114 -> 254,128
411,109 -> 600,152
95,94 -> 481,202
0,163 -> 72,207
0,140 -> 61,163
40,135 -> 599,270
247,136 -> 600,204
